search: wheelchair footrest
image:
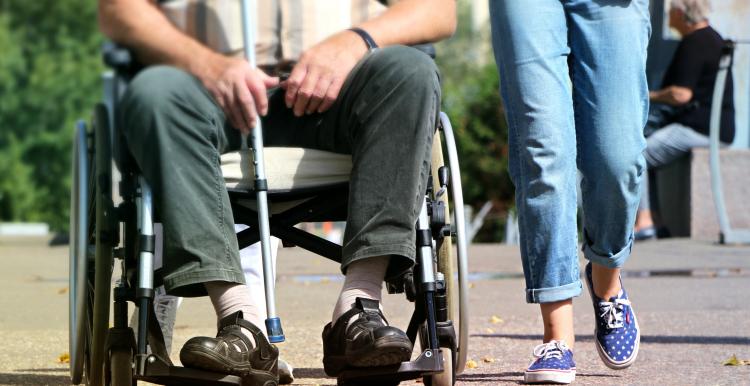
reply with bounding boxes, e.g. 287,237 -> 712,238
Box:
136,354 -> 242,386
337,349 -> 444,386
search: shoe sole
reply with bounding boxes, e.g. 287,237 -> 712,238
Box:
180,343 -> 278,386
324,335 -> 412,376
524,369 -> 575,384
584,267 -> 641,370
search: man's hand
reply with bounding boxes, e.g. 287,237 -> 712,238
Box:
283,30 -> 369,116
201,57 -> 279,134
649,86 -> 693,106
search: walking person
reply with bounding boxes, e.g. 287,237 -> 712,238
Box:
489,0 -> 650,383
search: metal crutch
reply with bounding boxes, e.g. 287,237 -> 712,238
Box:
240,0 -> 285,343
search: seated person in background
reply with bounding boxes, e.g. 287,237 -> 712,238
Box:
98,0 -> 456,382
634,0 -> 735,240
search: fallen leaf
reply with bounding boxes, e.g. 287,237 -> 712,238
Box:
466,359 -> 478,369
490,315 -> 504,324
58,287 -> 68,295
723,355 -> 750,366
482,356 -> 495,363
58,353 -> 70,364
485,328 -> 495,334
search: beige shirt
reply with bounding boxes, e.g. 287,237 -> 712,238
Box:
160,0 -> 388,66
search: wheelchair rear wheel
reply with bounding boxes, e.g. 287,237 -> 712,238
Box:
428,113 -> 470,378
70,105 -> 117,386
70,121 -> 90,384
438,113 -> 469,375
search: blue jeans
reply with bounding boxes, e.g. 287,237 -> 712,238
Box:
490,0 -> 651,303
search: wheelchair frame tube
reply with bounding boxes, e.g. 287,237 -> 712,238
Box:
417,196 -> 440,350
136,176 -> 156,356
241,0 -> 284,342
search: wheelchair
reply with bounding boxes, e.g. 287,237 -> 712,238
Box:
69,42 -> 470,386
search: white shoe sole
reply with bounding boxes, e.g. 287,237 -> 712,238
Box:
525,369 -> 575,384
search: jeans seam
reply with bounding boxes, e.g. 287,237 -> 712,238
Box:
210,129 -> 231,263
505,77 -> 536,290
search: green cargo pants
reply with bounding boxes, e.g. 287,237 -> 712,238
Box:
119,46 -> 440,297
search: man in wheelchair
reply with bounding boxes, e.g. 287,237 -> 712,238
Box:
98,0 -> 456,382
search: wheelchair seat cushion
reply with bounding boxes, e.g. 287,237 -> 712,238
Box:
221,147 -> 352,193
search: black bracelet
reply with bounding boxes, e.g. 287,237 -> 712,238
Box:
348,27 -> 379,51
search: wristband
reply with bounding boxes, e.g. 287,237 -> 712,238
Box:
348,27 -> 379,51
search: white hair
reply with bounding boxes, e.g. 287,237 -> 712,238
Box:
670,0 -> 712,24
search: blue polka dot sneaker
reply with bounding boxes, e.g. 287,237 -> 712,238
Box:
585,262 -> 640,370
524,340 -> 576,384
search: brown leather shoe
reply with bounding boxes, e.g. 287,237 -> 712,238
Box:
180,311 -> 278,386
322,298 -> 412,376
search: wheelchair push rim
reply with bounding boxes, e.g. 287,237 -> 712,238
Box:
70,121 -> 90,384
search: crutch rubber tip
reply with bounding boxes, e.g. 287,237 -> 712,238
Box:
266,317 -> 285,343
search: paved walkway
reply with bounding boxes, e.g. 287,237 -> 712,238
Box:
0,237 -> 748,385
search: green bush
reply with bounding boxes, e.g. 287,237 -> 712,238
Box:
435,4 -> 514,242
0,0 -> 103,231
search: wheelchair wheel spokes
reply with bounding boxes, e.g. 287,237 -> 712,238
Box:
70,106 -> 117,386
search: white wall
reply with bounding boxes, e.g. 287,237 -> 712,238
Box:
710,0 -> 750,148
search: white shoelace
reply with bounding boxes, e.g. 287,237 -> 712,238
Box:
532,340 -> 570,361
598,297 -> 631,329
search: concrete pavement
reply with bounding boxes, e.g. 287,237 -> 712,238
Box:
0,236 -> 748,385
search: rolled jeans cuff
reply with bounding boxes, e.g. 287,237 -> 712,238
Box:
342,243 -> 416,282
582,235 -> 634,269
526,280 -> 582,304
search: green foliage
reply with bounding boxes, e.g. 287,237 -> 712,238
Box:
0,0 -> 103,230
435,3 -> 514,241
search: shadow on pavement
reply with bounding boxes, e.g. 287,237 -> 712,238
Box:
293,367 -> 331,378
458,371 -> 620,384
13,368 -> 69,373
0,372 -> 69,386
472,333 -> 750,345
458,371 -> 524,384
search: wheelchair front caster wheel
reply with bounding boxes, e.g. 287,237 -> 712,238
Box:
423,348 -> 456,386
107,349 -> 134,386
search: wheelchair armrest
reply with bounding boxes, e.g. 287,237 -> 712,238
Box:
410,43 -> 436,59
102,41 -> 141,78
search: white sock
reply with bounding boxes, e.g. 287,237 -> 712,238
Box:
205,281 -> 265,345
332,256 -> 389,324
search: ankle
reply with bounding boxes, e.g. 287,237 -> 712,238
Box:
540,300 -> 575,349
332,256 -> 389,323
590,264 -> 622,299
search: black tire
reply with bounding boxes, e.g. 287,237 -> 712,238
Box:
107,348 -> 134,386
86,104 -> 116,386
